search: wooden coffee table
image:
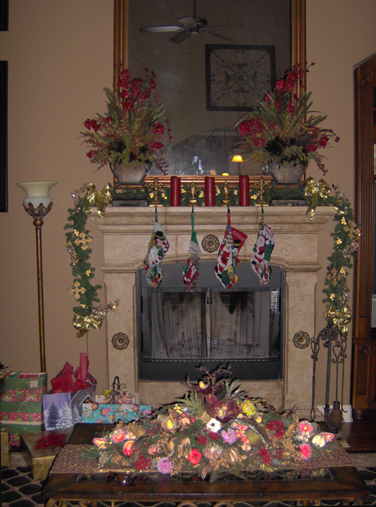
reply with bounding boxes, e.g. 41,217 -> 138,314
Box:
43,423 -> 369,507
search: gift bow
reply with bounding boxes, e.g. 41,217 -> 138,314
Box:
73,300 -> 119,338
304,177 -> 331,220
82,183 -> 113,216
324,303 -> 352,337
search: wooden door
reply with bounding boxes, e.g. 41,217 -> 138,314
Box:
352,54 -> 376,420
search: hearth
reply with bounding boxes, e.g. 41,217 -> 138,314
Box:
91,206 -> 333,417
136,261 -> 284,381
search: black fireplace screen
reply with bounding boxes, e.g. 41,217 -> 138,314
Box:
136,261 -> 284,382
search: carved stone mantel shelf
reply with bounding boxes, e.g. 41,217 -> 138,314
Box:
91,206 -> 334,418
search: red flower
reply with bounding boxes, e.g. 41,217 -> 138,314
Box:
208,432 -> 219,441
305,144 -> 318,152
84,118 -> 91,129
259,448 -> 273,465
152,142 -> 164,150
187,449 -> 202,465
197,434 -> 208,445
86,150 -> 96,159
152,123 -> 165,135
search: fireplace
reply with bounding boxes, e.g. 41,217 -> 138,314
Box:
136,261 -> 284,382
91,206 -> 333,418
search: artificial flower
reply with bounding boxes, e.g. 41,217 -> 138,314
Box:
299,443 -> 313,460
235,63 -> 339,176
157,457 -> 174,474
81,62 -> 172,174
187,448 -> 202,465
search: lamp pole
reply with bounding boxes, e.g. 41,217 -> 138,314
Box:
16,181 -> 57,373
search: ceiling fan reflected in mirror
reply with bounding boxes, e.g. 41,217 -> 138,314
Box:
139,0 -> 244,44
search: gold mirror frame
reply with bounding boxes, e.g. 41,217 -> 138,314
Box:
113,0 -> 306,188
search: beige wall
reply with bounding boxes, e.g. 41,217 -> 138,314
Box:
0,1 -> 376,407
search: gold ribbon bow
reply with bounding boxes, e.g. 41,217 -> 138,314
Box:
73,300 -> 119,338
324,303 -> 352,337
83,183 -> 113,217
304,178 -> 331,220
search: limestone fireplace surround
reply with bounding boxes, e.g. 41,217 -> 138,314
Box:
91,206 -> 333,419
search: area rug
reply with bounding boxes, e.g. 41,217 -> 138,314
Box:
1,453 -> 376,507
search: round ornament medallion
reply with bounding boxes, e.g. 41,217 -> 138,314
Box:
202,234 -> 220,253
292,331 -> 311,349
112,332 -> 130,350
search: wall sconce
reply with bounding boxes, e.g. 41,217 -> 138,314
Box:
16,181 -> 58,373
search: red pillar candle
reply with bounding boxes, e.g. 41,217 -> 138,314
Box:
239,175 -> 250,206
205,176 -> 216,206
170,176 -> 181,206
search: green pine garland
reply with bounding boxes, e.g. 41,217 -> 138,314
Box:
64,196 -> 102,319
304,178 -> 360,333
64,183 -> 116,337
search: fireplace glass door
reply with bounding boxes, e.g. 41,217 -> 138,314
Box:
137,261 -> 284,381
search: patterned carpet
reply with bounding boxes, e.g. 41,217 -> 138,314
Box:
1,452 -> 376,507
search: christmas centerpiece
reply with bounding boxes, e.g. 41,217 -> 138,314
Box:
81,366 -> 337,482
235,64 -> 340,183
81,62 -> 172,184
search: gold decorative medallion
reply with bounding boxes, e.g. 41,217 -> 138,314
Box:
202,234 -> 220,253
292,331 -> 311,349
112,332 -> 130,350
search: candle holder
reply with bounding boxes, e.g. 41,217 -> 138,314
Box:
188,182 -> 199,207
253,176 -> 270,206
220,181 -> 231,207
148,177 -> 163,207
16,181 -> 58,373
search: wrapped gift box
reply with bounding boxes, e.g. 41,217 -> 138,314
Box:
0,372 -> 47,447
1,426 -> 10,466
20,428 -> 72,480
82,403 -> 152,424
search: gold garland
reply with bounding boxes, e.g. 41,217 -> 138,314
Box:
304,177 -> 361,337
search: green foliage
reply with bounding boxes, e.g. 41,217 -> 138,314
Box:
64,197 -> 101,319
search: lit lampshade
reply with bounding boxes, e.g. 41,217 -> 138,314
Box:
16,181 -> 58,208
232,154 -> 243,163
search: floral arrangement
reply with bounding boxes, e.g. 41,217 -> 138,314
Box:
235,64 -> 340,175
81,63 -> 172,175
82,366 -> 335,482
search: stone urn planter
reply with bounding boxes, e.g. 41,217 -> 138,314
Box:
268,162 -> 306,184
110,161 -> 148,185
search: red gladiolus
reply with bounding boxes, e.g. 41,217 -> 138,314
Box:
305,144 -> 318,152
318,135 -> 329,147
275,80 -> 286,91
86,150 -> 96,159
187,449 -> 202,465
152,123 -> 165,135
152,142 -> 164,150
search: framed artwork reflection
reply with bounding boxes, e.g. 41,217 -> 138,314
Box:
205,44 -> 276,111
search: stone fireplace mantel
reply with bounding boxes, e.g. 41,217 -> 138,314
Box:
91,206 -> 334,418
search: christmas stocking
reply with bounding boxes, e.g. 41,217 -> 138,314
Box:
214,212 -> 247,290
182,212 -> 201,293
251,218 -> 275,286
142,218 -> 169,289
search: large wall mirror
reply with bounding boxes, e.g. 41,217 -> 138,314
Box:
114,0 -> 306,182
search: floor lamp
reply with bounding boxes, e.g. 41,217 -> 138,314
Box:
16,181 -> 58,373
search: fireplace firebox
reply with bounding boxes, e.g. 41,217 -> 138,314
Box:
137,261 -> 284,382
